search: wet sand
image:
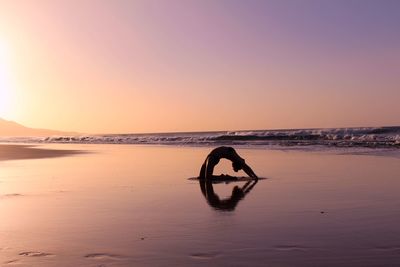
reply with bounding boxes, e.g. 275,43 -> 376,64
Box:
0,144 -> 83,161
1,144 -> 400,266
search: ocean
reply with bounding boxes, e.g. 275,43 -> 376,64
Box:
1,126 -> 400,149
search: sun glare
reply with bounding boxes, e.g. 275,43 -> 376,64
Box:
0,40 -> 15,119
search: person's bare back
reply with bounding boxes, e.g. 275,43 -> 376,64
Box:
199,146 -> 258,180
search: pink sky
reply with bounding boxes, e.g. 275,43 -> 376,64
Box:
0,1 -> 399,133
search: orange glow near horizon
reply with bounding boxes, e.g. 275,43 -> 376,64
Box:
0,1 -> 399,134
0,39 -> 16,120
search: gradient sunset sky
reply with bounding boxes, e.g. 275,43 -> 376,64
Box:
0,0 -> 399,134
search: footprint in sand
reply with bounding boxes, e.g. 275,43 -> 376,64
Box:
374,246 -> 400,252
274,245 -> 308,251
190,251 -> 221,260
84,253 -> 126,260
1,194 -> 23,198
3,259 -> 20,265
19,251 -> 53,257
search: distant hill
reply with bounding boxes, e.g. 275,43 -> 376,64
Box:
0,118 -> 77,137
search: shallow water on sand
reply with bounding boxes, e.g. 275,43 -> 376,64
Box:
1,144 -> 400,266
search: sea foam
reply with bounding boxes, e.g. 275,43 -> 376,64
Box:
1,127 -> 399,149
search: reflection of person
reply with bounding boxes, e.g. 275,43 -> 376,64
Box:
199,146 -> 258,180
199,178 -> 258,211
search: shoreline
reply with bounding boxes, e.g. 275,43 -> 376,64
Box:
0,144 -> 83,162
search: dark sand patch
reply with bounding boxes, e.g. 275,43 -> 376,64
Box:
0,144 -> 84,162
188,176 -> 267,183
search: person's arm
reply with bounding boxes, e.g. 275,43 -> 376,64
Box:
205,160 -> 214,179
242,163 -> 258,179
200,160 -> 215,180
199,160 -> 207,179
203,154 -> 220,180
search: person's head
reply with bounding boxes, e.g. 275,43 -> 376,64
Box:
232,161 -> 243,172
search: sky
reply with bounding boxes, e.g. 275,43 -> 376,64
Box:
0,0 -> 399,134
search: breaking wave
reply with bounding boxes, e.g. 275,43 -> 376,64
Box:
1,127 -> 399,149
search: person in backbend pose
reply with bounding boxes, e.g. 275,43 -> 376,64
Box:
199,146 -> 258,180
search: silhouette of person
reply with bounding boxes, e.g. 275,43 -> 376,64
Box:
199,178 -> 258,211
199,146 -> 258,180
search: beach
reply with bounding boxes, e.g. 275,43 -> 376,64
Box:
1,143 -> 400,266
2,0 -> 399,266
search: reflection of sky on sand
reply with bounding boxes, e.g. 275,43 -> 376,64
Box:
1,144 -> 400,266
